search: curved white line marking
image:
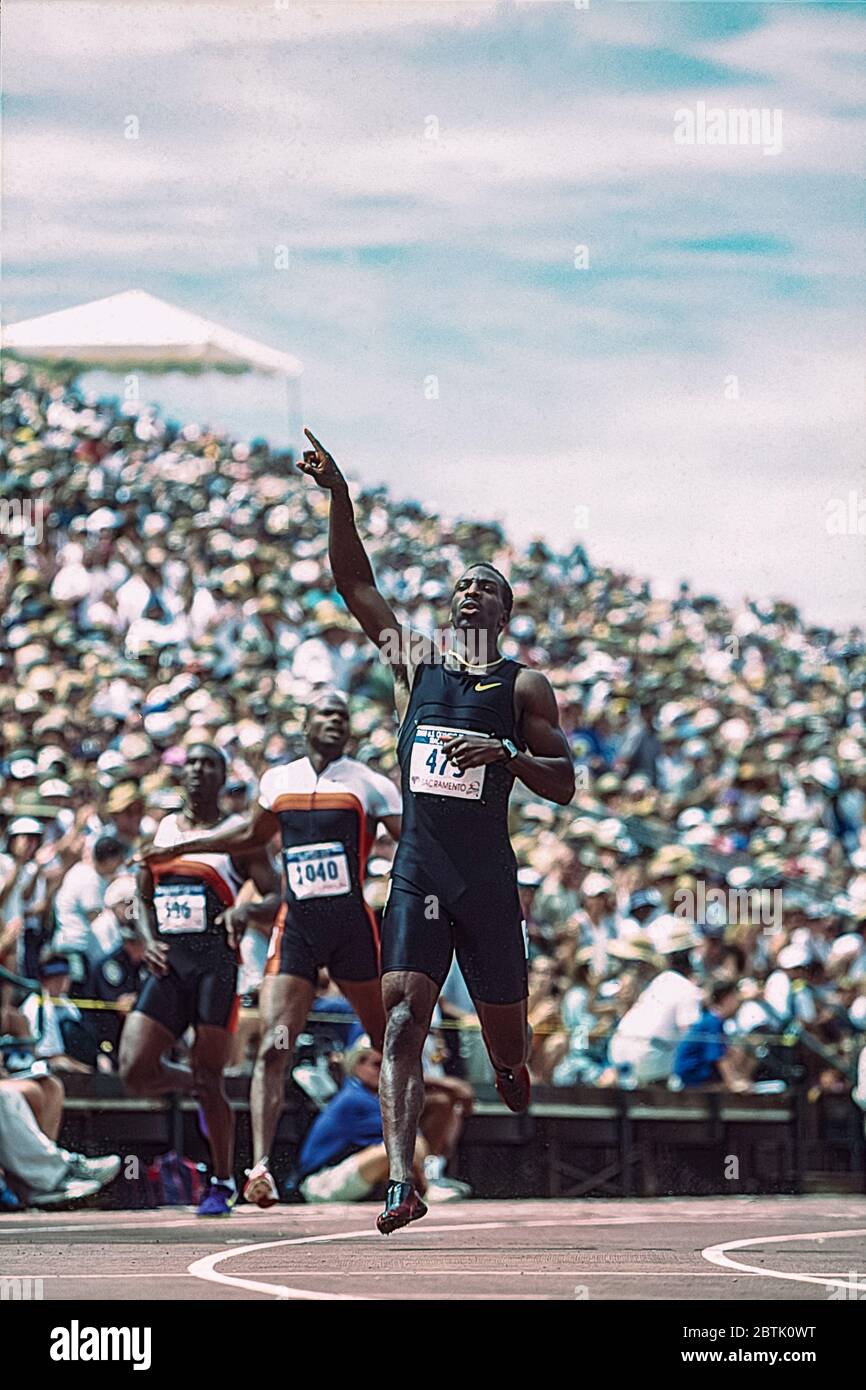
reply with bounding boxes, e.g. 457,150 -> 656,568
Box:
702,1227 -> 866,1291
188,1219 -> 509,1300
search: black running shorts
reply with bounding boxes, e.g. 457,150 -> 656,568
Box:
380,873 -> 528,1005
134,935 -> 239,1037
265,899 -> 380,984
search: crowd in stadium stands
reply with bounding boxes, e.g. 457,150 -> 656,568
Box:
1,359 -> 865,1203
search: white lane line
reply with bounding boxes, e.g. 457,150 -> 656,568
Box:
701,1227 -> 866,1291
187,1220 -> 510,1300
0,1210 -> 352,1236
0,1216 -> 217,1235
0,1268 -> 739,1280
522,1216 -> 723,1228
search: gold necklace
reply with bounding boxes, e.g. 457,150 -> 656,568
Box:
445,648 -> 507,674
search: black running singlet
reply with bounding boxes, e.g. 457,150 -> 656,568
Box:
392,656 -> 524,904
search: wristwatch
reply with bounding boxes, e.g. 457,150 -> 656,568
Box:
500,738 -> 519,764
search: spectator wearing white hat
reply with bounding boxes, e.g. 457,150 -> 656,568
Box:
644,909 -> 693,953
0,816 -> 49,980
763,942 -> 818,1028
825,926 -> 866,983
607,924 -> 702,1085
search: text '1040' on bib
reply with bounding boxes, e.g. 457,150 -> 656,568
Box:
284,841 -> 351,899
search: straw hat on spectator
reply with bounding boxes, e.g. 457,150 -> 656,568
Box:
654,919 -> 702,954
607,936 -> 658,966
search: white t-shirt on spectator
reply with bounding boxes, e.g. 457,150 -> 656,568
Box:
53,861 -> 106,960
616,970 -> 702,1045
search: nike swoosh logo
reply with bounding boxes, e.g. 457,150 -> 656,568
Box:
474,681 -> 502,691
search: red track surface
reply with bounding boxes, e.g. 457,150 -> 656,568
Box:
3,1196 -> 865,1301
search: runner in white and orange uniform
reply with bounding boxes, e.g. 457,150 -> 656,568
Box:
124,743 -> 279,1217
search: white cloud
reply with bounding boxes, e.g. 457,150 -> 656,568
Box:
3,0 -> 864,623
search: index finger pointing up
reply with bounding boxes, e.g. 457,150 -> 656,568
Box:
303,427 -> 326,453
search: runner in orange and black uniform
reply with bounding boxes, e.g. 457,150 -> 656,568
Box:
298,429 -> 575,1235
144,693 -> 401,1210
123,744 -> 279,1218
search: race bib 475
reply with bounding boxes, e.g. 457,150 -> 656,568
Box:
409,724 -> 487,801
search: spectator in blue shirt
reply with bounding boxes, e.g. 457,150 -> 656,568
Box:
673,980 -> 745,1089
298,1041 -> 388,1202
298,1038 -> 471,1204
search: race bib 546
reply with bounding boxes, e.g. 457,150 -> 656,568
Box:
154,883 -> 207,933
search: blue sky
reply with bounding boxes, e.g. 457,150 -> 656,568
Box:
4,1 -> 865,623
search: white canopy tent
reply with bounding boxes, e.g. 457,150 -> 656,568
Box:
2,288 -> 302,440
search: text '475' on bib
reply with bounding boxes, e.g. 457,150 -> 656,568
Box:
409,724 -> 488,801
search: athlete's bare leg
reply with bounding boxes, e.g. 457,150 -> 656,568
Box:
191,1024 -> 235,1181
475,998 -> 529,1072
228,1006 -> 260,1069
249,973 -> 315,1164
333,976 -> 386,1052
380,970 -> 439,1183
119,1013 -> 194,1096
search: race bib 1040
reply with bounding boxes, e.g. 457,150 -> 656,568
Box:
409,724 -> 487,801
284,841 -> 351,900
154,883 -> 207,933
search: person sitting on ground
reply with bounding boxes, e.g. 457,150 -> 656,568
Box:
0,1060 -> 120,1207
297,1038 -> 470,1205
0,1057 -> 66,1140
